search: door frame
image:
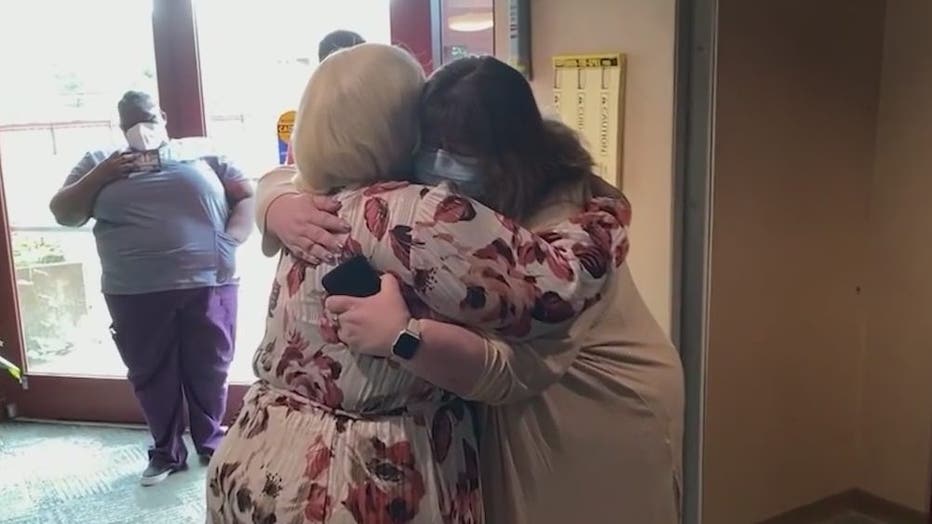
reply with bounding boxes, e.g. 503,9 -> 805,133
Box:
0,0 -> 437,425
673,0 -> 718,523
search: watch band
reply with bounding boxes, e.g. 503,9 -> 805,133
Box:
405,318 -> 422,337
391,318 -> 422,360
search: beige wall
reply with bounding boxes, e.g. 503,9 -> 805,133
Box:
705,1 -> 886,522
494,0 -> 677,333
859,0 -> 932,512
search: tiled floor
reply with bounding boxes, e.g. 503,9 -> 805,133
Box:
0,421 -> 206,524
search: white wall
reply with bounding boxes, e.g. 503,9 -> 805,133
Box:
859,0 -> 932,512
495,0 -> 677,333
705,1 -> 886,522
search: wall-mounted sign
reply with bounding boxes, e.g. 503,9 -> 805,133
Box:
508,0 -> 531,78
276,110 -> 295,165
553,53 -> 627,188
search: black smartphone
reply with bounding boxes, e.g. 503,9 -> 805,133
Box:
321,255 -> 381,297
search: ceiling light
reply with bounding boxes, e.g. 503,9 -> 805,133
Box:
448,11 -> 494,32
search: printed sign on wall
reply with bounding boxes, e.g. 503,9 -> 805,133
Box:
277,110 -> 296,165
552,53 -> 627,188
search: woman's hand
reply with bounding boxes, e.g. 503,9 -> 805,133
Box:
91,150 -> 138,184
324,274 -> 411,357
266,193 -> 352,264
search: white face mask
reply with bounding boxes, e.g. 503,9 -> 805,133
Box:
124,121 -> 168,151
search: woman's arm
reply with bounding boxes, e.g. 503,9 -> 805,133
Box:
327,272 -> 604,401
50,151 -> 137,227
326,274 -> 488,395
359,182 -> 631,339
203,154 -> 256,243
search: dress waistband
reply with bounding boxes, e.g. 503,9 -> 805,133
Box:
245,382 -> 460,422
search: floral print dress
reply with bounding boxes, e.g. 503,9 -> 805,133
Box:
206,181 -> 631,524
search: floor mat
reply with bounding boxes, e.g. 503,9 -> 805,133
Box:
0,421 -> 206,524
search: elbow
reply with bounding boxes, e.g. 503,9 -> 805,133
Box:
49,199 -> 85,228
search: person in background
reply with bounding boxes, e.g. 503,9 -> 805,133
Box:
48,91 -> 255,486
283,29 -> 367,165
318,29 -> 365,62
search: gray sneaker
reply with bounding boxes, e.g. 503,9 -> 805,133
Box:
140,459 -> 185,486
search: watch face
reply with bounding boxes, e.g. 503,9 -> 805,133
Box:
392,331 -> 420,360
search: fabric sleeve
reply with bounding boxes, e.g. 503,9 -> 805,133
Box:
255,166 -> 301,256
356,182 -> 631,340
63,151 -> 104,186
203,153 -> 249,186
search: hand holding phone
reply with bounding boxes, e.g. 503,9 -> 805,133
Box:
126,149 -> 161,173
321,255 -> 381,297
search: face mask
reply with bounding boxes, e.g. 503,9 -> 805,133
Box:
413,149 -> 484,197
124,121 -> 168,151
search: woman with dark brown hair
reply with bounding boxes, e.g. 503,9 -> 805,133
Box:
257,56 -> 683,523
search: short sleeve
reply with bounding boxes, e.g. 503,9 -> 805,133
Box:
63,151 -> 107,187
202,153 -> 248,185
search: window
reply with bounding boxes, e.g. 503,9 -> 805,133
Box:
0,0 -> 437,422
195,0 -> 392,382
0,0 -> 157,376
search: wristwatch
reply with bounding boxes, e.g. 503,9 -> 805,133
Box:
391,318 -> 422,360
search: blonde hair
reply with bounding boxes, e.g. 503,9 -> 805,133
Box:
292,43 -> 425,192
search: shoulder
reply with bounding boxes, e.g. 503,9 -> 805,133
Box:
84,148 -> 117,164
170,136 -> 216,155
337,180 -> 434,203
67,148 -> 115,180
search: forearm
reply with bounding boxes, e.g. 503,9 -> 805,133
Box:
225,196 -> 256,243
400,319 -> 551,405
49,173 -> 106,227
400,319 -> 488,396
256,166 -> 299,255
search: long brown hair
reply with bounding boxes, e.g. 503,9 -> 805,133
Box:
419,56 -> 594,219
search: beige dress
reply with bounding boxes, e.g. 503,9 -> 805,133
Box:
467,191 -> 684,524
255,169 -> 683,524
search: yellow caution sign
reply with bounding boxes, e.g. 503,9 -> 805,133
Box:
552,53 -> 627,188
277,110 -> 296,164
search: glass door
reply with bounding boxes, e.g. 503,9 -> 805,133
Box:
0,0 -> 159,421
437,0 -> 495,65
0,0 -> 438,422
194,0 -> 392,384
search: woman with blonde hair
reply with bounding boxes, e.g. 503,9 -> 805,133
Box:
206,45 -> 632,522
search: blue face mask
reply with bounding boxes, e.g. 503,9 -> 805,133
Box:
413,149 -> 484,197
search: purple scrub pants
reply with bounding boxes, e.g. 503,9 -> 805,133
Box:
104,284 -> 237,467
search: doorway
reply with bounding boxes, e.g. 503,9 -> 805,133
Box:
0,0 -> 440,423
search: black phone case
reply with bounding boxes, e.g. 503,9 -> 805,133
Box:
321,255 -> 381,297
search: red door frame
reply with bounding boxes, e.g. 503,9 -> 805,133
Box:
0,0 -> 437,424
